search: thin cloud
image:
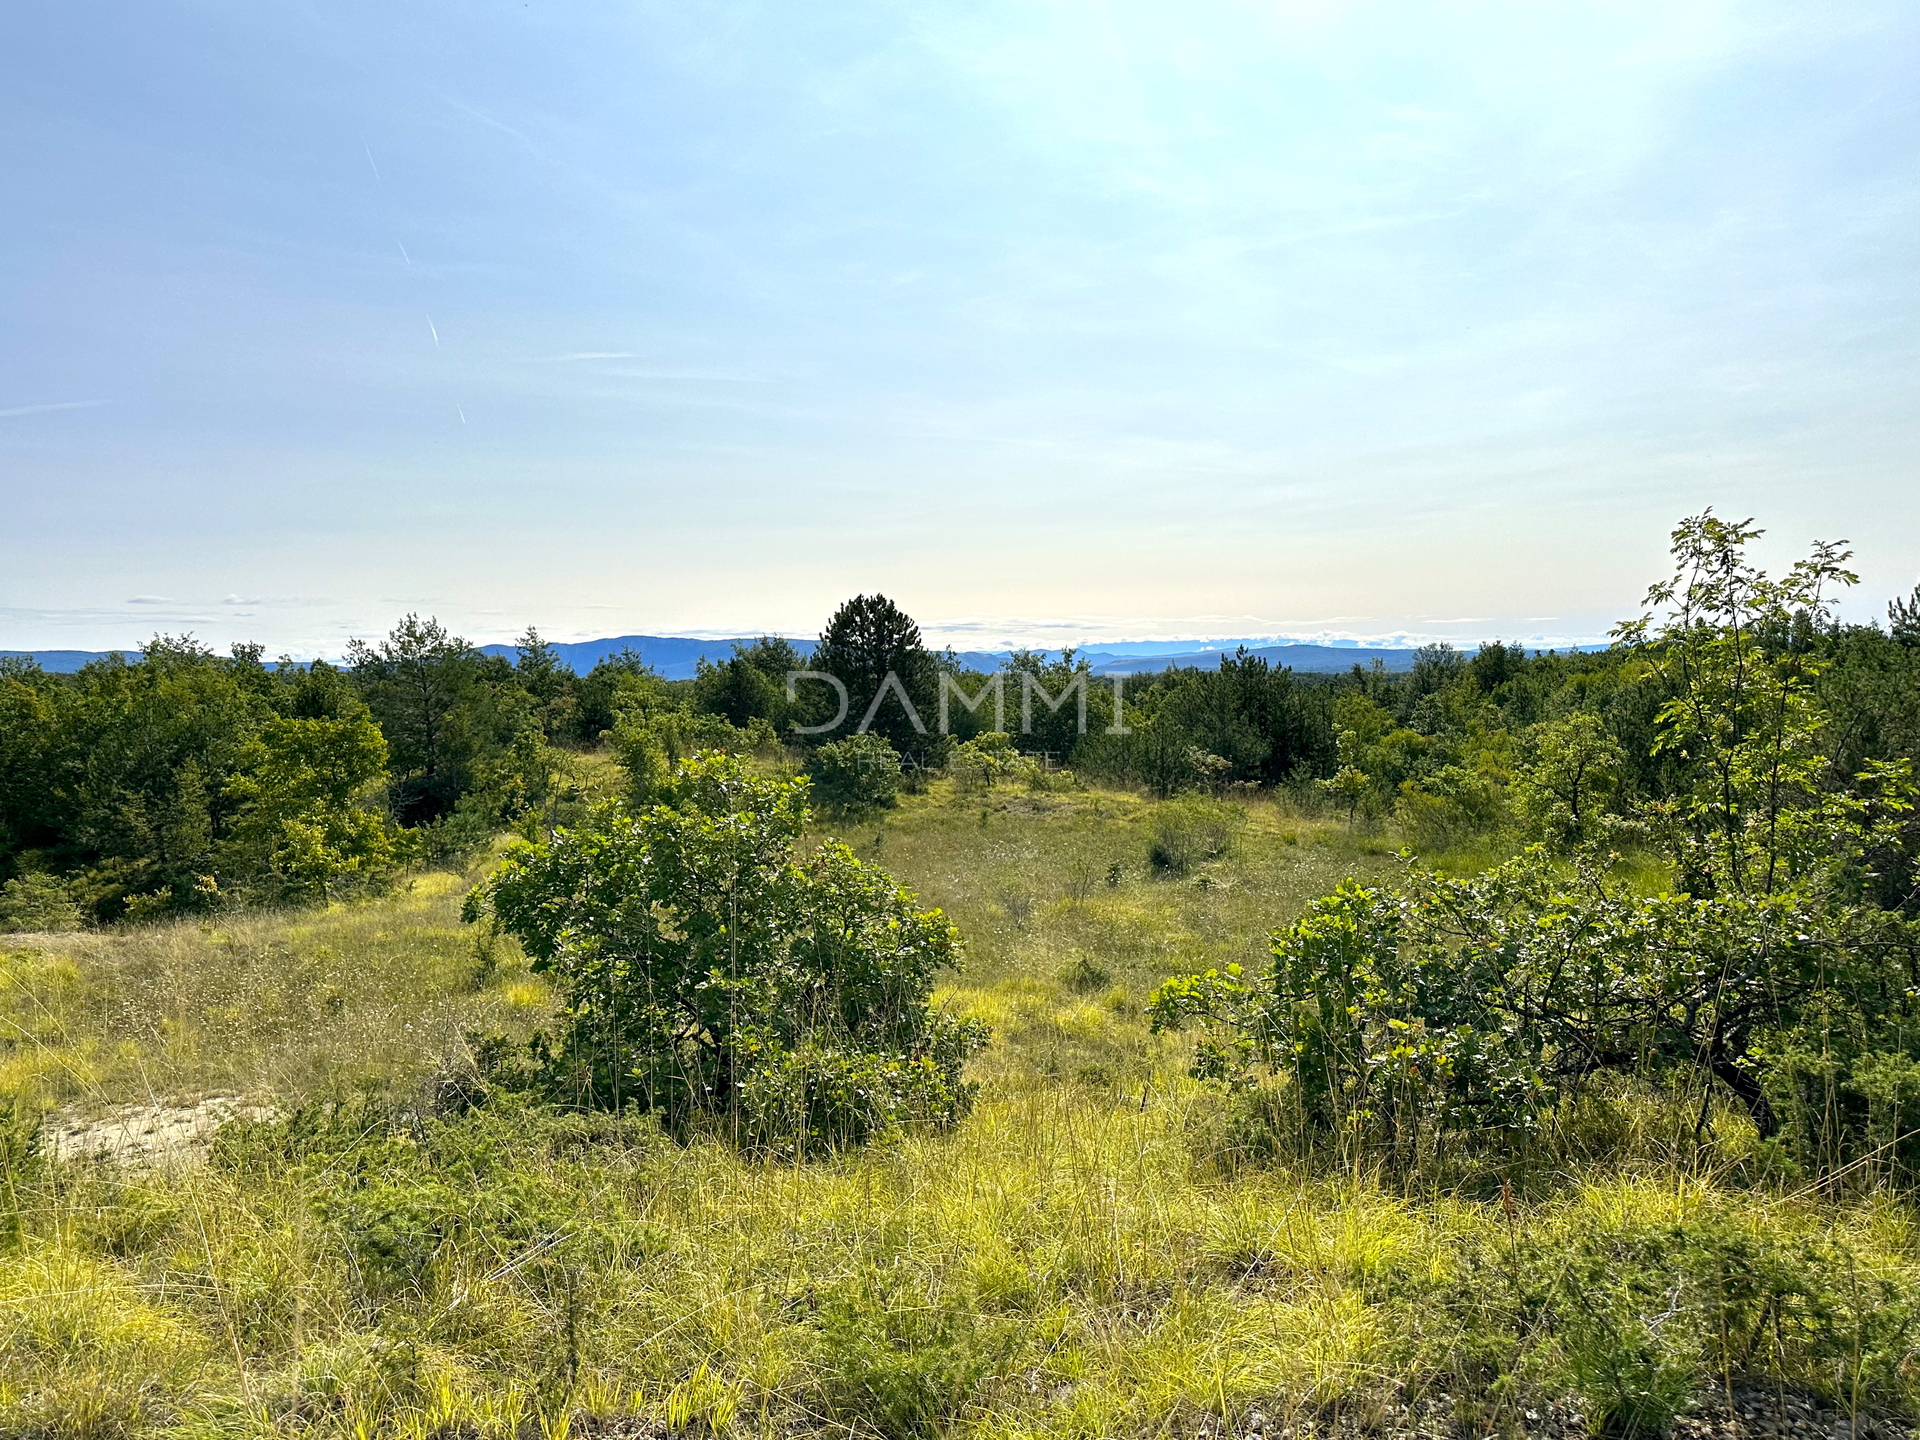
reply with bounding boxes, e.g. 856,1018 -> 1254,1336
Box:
531,353 -> 768,382
0,400 -> 105,419
435,93 -> 535,150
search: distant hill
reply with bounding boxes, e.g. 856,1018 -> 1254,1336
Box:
474,635 -> 818,680
1,649 -> 135,674
1083,643 -> 1419,675
6,636 -> 1602,679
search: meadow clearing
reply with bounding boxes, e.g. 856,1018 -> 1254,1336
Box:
4,774 -> 1916,1440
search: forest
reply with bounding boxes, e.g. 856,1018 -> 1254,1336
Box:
5,512 -> 1920,1439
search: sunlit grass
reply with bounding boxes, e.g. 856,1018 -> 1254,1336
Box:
1,776 -> 1915,1436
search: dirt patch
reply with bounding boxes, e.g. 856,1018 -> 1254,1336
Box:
45,1095 -> 277,1169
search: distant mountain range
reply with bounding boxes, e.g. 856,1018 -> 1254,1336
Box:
0,650 -> 123,674
465,636 -> 1441,678
4,634 -> 1608,680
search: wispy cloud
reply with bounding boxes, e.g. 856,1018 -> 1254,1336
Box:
435,92 -> 535,150
530,353 -> 767,382
0,400 -> 105,419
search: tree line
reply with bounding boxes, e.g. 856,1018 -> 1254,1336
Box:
3,550 -> 1919,929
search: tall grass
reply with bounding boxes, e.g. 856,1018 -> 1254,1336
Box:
1,781 -> 1916,1437
0,866 -> 543,1108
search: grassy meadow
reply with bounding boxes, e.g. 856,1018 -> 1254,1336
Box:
3,777 -> 1917,1438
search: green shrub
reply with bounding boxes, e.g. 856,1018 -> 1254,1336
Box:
0,873 -> 82,933
1393,762 -> 1507,850
1146,797 -> 1243,877
470,754 -> 987,1154
949,732 -> 1041,794
1153,521 -> 1920,1182
817,1283 -> 1009,1439
612,709 -> 761,806
807,733 -> 901,812
1554,1246 -> 1703,1438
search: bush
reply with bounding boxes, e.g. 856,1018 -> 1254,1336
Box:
470,753 -> 987,1154
807,733 -> 901,813
1146,797 -> 1242,877
1392,762 -> 1507,850
950,732 -> 1037,795
612,709 -> 761,806
0,873 -> 82,933
1154,520 -> 1920,1183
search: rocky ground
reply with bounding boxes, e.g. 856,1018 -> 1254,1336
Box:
43,1094 -> 276,1168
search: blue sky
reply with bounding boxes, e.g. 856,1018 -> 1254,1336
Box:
3,0 -> 1915,654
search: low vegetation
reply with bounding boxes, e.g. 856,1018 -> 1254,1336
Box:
2,513 -> 1920,1437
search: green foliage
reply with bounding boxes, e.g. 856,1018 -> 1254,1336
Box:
809,594 -> 940,759
225,710 -> 401,900
348,614 -> 519,826
0,639 -> 406,919
218,1097 -> 609,1306
1575,1213 -> 1916,1434
470,753 -> 986,1153
1515,712 -> 1626,849
1393,759 -> 1507,849
816,1281 -> 1010,1439
1320,763 -> 1370,825
512,625 -> 581,742
1155,516 -> 1920,1181
1891,583 -> 1920,648
457,724 -> 588,842
948,732 -> 1038,794
570,646 -> 655,742
0,873 -> 82,933
1085,649 -> 1327,792
9,511 -> 1915,946
611,708 -> 766,807
13,750 -> 1920,1434
1620,512 -> 1869,898
691,637 -> 800,731
807,733 -> 901,813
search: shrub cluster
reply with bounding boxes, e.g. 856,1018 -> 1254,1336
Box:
469,753 -> 987,1154
1155,517 -> 1920,1185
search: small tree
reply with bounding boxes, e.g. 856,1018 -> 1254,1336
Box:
1890,584 -> 1920,648
811,595 -> 938,758
1320,722 -> 1375,826
0,874 -> 83,934
470,754 -> 986,1153
1513,712 -> 1625,849
224,711 -> 401,901
347,615 -> 478,824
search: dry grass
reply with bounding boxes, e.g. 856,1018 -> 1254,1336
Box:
0,863 -> 547,1115
1,780 -> 1916,1437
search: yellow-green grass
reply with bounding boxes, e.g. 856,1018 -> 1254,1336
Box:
1,779 -> 1914,1437
0,866 -> 540,1110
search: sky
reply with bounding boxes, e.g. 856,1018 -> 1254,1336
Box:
2,0 -> 1915,656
